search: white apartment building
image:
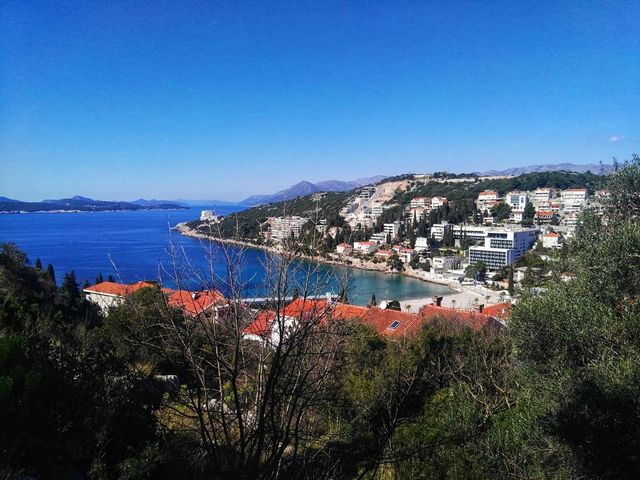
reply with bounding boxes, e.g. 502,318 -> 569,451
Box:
414,237 -> 429,252
410,197 -> 429,208
505,191 -> 529,211
476,190 -> 501,212
431,256 -> 462,272
270,216 -> 307,241
369,232 -> 387,244
430,222 -> 452,242
430,196 -> 448,209
561,189 -> 588,213
468,227 -> 539,270
452,224 -> 488,242
383,221 -> 403,240
358,186 -> 377,199
533,188 -> 553,206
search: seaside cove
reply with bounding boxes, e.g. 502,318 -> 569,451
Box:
0,206 -> 451,306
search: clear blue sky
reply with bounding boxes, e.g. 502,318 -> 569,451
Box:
1,1 -> 638,201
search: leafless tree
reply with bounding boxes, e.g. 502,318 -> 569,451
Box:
116,218 -> 359,479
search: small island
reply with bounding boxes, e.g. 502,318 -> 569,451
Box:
0,195 -> 187,213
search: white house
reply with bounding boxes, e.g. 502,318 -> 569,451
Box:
336,243 -> 353,255
397,247 -> 417,264
414,237 -> 429,252
542,232 -> 563,249
476,190 -> 502,213
430,196 -> 448,209
200,210 -> 217,222
353,241 -> 378,254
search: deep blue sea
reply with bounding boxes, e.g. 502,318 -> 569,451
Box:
0,206 -> 450,305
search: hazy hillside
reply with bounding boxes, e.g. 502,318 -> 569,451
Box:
241,175 -> 388,206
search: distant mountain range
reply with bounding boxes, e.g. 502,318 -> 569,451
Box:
0,195 -> 186,213
240,175 -> 387,206
474,163 -> 614,177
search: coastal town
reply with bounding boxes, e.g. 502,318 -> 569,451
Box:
180,171 -> 607,313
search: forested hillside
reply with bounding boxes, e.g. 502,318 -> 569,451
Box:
189,190 -> 351,241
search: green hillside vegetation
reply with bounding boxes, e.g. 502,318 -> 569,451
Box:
394,170 -> 604,206
189,190 -> 352,241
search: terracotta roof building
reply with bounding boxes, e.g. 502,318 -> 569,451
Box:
84,281 -> 227,317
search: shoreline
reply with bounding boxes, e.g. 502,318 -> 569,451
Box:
176,223 -> 451,282
176,223 -> 506,310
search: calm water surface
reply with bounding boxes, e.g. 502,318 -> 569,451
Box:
0,206 -> 450,305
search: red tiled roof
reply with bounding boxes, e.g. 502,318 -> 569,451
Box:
419,304 -> 501,331
482,302 -> 511,319
376,250 -> 393,256
332,304 -> 421,337
242,298 -> 331,337
544,232 -> 560,237
244,310 -> 276,336
166,289 -> 226,316
83,281 -> 156,296
283,298 -> 330,318
84,281 -> 226,316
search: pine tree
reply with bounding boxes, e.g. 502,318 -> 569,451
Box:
46,264 -> 56,284
61,271 -> 79,298
34,258 -> 42,270
107,274 -> 115,282
369,293 -> 377,307
96,272 -> 104,284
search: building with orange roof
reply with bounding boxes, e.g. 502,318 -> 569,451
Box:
353,241 -> 378,254
243,298 -> 331,344
336,243 -> 353,255
165,289 -> 227,317
83,281 -> 156,312
332,303 -> 422,337
419,304 -> 503,331
542,231 -> 563,249
83,281 -> 227,317
482,302 -> 512,320
534,209 -> 555,223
